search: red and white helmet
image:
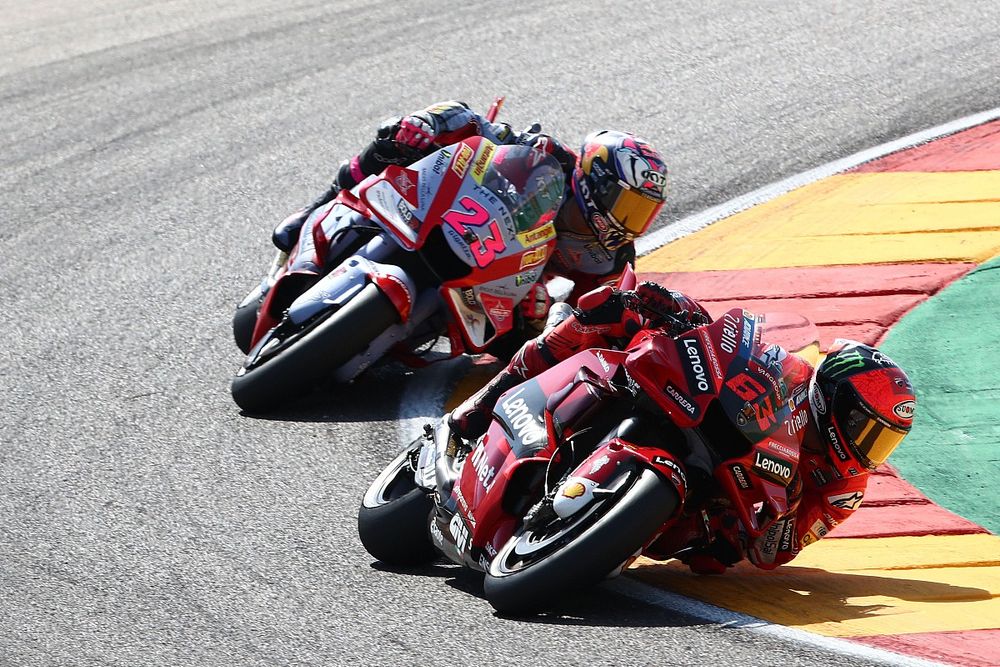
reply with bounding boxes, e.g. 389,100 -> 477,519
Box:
570,130 -> 668,251
809,340 -> 916,474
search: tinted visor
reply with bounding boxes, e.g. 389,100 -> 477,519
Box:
833,386 -> 907,468
593,178 -> 664,238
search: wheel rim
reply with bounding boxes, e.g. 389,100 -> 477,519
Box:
362,444 -> 421,509
491,470 -> 634,576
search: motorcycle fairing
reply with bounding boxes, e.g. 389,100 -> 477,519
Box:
355,137 -> 565,352
283,254 -> 416,327
447,349 -> 633,566
623,309 -> 803,538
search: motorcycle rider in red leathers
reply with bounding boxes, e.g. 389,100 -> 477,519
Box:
448,282 -> 917,574
271,100 -> 670,330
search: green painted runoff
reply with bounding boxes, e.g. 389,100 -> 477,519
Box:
882,255 -> 1000,535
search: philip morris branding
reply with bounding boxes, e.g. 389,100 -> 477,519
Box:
496,382 -> 548,456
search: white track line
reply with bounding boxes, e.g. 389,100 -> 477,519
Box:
609,578 -> 947,667
635,105 -> 1000,257
397,105 -> 1000,661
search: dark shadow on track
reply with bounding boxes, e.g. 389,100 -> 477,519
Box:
367,559 -> 709,628
233,362 -> 420,423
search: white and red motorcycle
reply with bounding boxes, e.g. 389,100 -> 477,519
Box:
231,133 -> 566,413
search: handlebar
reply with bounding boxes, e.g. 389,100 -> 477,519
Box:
620,291 -> 702,337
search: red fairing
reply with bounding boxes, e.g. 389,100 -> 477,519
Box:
456,349 -> 629,552
623,309 -> 805,539
566,441 -> 688,502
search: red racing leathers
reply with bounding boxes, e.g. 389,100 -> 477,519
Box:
451,281 -> 874,574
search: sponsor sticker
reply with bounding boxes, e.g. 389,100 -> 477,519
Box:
680,338 -> 712,394
768,440 -> 800,462
471,141 -> 497,185
664,384 -> 697,417
589,454 -> 611,474
451,144 -> 474,178
827,490 -> 864,511
432,148 -> 452,175
810,519 -> 829,539
720,312 -> 740,354
827,425 -> 850,462
730,464 -> 752,490
480,293 -> 514,328
469,443 -> 497,491
516,222 -> 556,247
498,384 -> 548,454
753,450 -> 793,484
893,400 -> 915,421
652,456 -> 687,490
519,246 -> 548,270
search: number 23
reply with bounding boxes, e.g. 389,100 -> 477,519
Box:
443,196 -> 506,268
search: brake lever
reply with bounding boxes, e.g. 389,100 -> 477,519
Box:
621,291 -> 692,335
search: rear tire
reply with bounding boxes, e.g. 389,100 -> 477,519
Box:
484,468 -> 677,615
231,283 -> 399,413
358,444 -> 437,566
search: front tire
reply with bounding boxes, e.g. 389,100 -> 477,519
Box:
484,468 -> 678,615
232,285 -> 264,354
358,443 -> 437,566
231,283 -> 400,413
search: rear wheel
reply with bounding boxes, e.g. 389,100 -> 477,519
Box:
358,443 -> 437,566
231,283 -> 400,413
484,468 -> 677,615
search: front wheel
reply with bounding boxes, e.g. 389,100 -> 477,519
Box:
484,468 -> 678,615
232,284 -> 264,354
358,442 -> 437,566
231,283 -> 400,413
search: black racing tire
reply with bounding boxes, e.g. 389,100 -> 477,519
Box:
358,444 -> 437,566
231,283 -> 399,413
232,285 -> 264,354
484,468 -> 678,615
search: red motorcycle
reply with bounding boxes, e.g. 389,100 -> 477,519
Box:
358,279 -> 809,613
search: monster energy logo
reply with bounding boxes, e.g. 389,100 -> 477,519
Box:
824,349 -> 866,379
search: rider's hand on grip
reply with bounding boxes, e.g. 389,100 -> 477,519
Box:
519,282 -> 551,323
575,286 -> 642,338
634,281 -> 711,333
394,115 -> 436,150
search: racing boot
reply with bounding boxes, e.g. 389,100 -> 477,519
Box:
447,366 -> 523,441
271,182 -> 341,252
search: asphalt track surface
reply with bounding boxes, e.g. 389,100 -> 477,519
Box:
3,2 -> 998,665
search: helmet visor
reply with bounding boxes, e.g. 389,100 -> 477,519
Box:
595,179 -> 664,238
834,389 -> 907,468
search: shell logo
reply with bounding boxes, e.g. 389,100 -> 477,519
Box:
561,482 -> 587,499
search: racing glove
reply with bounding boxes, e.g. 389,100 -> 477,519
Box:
632,282 -> 712,333
393,115 -> 436,151
574,286 -> 644,339
519,282 -> 552,325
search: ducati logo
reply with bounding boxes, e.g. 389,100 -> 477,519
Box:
393,172 -> 414,195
